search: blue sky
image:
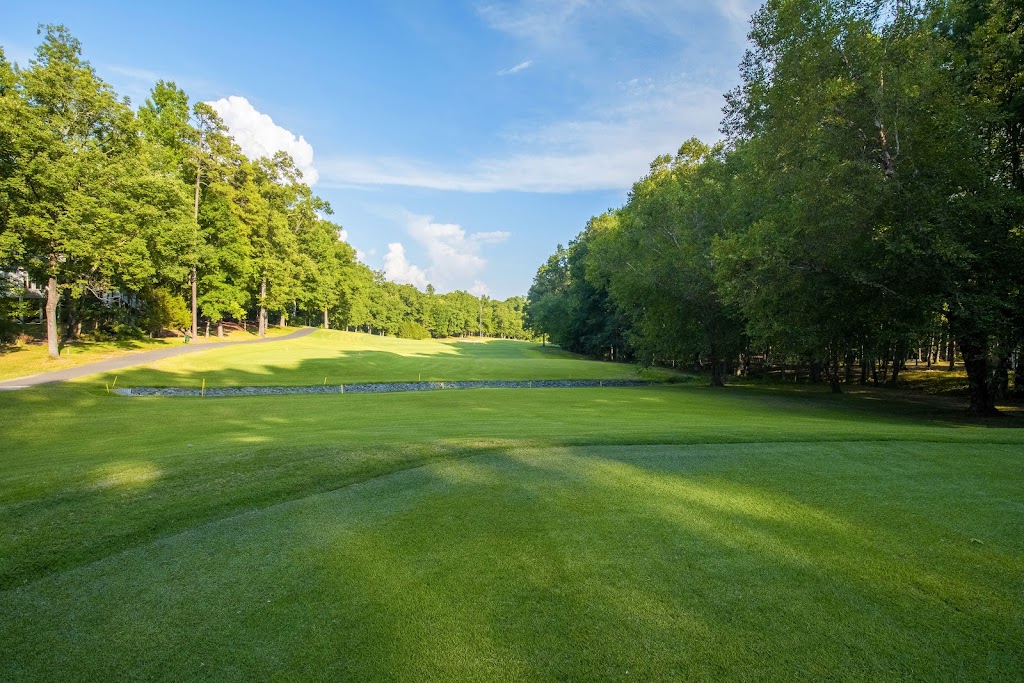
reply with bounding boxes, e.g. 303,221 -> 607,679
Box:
2,0 -> 758,299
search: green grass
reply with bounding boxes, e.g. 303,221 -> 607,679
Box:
0,325 -> 302,382
87,330 -> 649,387
1,338 -> 1022,681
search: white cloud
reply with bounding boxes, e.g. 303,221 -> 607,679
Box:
406,213 -> 510,288
378,212 -> 509,291
497,60 -> 533,76
107,64 -> 162,82
318,77 -> 722,193
470,281 -> 491,297
208,95 -> 319,184
478,0 -> 589,46
337,228 -> 349,242
383,243 -> 429,288
478,1 -> 756,44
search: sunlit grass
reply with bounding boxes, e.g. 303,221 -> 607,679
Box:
0,337 -> 174,381
83,330 -> 646,387
0,325 -> 302,382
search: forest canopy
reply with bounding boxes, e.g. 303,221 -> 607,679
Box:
526,0 -> 1024,415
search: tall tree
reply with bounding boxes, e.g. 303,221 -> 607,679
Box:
3,26 -> 146,356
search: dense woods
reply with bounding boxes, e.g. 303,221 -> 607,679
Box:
527,0 -> 1024,415
0,26 -> 530,354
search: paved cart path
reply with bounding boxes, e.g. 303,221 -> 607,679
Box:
0,328 -> 318,390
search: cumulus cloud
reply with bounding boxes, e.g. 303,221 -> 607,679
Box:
379,212 -> 509,292
383,243 -> 429,288
208,95 -> 319,184
497,60 -> 533,76
470,281 -> 491,297
406,213 -> 509,286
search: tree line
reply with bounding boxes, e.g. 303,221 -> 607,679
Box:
527,0 -> 1023,415
0,26 -> 531,354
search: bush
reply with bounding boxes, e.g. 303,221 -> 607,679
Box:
140,288 -> 190,336
397,321 -> 431,340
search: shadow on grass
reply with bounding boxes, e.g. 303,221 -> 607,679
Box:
81,341 -> 641,388
295,444 -> 1022,679
2,389 -> 1023,680
0,344 -> 29,356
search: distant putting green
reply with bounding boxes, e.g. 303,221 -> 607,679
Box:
85,330 -> 649,388
0,341 -> 1022,681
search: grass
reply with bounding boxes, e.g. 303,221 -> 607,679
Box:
900,365 -> 971,396
0,325 -> 302,382
86,330 -> 651,387
0,337 -> 1022,681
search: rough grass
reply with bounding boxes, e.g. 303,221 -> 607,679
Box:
85,330 -> 650,387
0,342 -> 1022,681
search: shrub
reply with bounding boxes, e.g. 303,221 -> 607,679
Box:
397,321 -> 431,340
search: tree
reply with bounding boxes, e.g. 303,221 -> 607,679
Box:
3,26 -> 156,356
588,142 -> 743,383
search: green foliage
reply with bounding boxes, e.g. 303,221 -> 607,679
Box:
140,287 -> 190,335
528,0 -> 1024,408
397,320 -> 431,340
0,28 -> 531,349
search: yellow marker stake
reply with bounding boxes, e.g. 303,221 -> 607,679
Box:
105,383 -> 110,395
111,376 -> 118,389
323,377 -> 327,386
202,378 -> 206,397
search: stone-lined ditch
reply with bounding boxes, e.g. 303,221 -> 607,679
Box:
115,379 -> 654,397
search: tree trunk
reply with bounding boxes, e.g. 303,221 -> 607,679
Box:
830,354 -> 842,394
205,320 -> 209,339
709,350 -> 725,387
45,276 -> 59,359
279,311 -> 287,328
1013,349 -> 1024,396
993,353 -> 1010,400
323,308 -> 329,329
192,157 -> 202,341
953,327 -> 997,416
191,266 -> 198,341
809,360 -> 822,384
258,276 -> 267,338
217,322 -> 224,338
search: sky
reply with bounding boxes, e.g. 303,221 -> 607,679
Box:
2,0 -> 759,299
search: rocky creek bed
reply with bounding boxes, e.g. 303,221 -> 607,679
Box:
115,379 -> 654,397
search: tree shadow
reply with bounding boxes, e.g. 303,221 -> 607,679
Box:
80,341 -> 640,389
5,441 -> 1019,680
0,344 -> 28,356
